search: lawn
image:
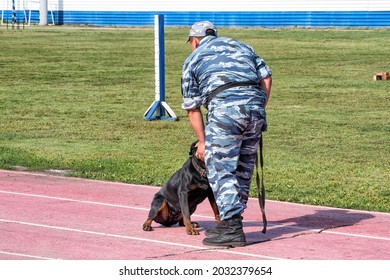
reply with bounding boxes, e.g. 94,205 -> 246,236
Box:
0,26 -> 389,212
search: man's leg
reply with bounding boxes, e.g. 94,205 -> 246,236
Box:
205,105 -> 246,221
203,105 -> 265,247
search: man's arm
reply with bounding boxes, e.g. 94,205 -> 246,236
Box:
187,108 -> 205,161
259,76 -> 272,107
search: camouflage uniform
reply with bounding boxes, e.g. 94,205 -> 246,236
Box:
182,35 -> 272,221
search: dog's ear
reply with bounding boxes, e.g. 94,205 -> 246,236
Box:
189,140 -> 198,156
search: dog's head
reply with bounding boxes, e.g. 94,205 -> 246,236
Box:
189,140 -> 207,178
189,140 -> 198,156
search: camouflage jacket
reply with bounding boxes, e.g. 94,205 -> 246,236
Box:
181,36 -> 272,110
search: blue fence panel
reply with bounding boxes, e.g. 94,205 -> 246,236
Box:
3,10 -> 390,28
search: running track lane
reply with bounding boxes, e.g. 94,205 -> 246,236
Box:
0,169 -> 389,260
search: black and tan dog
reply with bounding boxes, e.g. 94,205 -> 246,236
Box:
143,141 -> 220,235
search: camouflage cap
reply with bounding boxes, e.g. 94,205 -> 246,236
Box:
188,21 -> 218,38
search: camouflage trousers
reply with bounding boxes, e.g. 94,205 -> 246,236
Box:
205,104 -> 266,221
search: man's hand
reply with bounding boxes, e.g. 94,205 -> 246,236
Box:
195,141 -> 205,161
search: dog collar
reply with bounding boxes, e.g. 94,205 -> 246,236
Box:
191,156 -> 207,178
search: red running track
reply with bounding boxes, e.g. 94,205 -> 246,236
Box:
0,169 -> 389,260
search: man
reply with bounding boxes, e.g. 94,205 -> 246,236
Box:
181,21 -> 272,247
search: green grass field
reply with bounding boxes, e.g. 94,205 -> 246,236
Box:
0,26 -> 389,212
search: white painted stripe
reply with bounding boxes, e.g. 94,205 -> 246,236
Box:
323,230 -> 390,241
0,250 -> 59,260
0,218 -> 283,260
251,223 -> 390,241
3,169 -> 389,216
267,199 -> 390,217
0,169 -> 159,190
0,190 -> 148,211
1,190 -> 389,241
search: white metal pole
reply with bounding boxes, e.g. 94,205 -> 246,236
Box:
144,14 -> 177,121
39,0 -> 48,25
154,15 -> 161,101
12,0 -> 16,24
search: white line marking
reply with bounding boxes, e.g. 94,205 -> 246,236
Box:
0,250 -> 59,260
1,190 -> 389,241
259,223 -> 390,241
268,199 -> 390,216
0,170 -> 159,189
321,230 -> 390,240
2,169 -> 390,216
0,190 -> 215,219
0,218 -> 283,260
0,190 -> 148,211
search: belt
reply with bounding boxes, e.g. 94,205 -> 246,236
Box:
205,81 -> 258,107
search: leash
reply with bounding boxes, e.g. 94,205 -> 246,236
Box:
255,133 -> 267,233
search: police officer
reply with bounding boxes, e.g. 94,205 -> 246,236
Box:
181,21 -> 272,247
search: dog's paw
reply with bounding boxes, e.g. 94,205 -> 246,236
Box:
191,222 -> 200,228
143,222 -> 153,231
186,228 -> 200,235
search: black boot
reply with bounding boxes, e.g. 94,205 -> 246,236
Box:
202,216 -> 246,247
204,222 -> 228,237
204,215 -> 243,237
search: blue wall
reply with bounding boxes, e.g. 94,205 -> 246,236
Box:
3,10 -> 390,28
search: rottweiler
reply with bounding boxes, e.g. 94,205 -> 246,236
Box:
142,141 -> 220,235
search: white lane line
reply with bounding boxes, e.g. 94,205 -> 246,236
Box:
0,250 -> 59,260
319,230 -> 390,240
0,170 -> 158,189
2,169 -> 390,217
0,190 -> 214,220
1,190 -> 389,242
259,223 -> 390,241
268,199 -> 390,216
0,218 -> 283,260
0,190 -> 148,212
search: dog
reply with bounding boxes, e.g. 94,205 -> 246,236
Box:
142,141 -> 220,235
